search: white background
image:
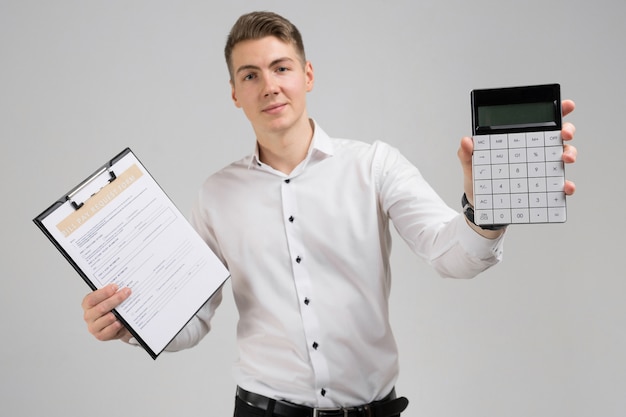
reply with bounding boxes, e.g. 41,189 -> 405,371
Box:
1,1 -> 624,416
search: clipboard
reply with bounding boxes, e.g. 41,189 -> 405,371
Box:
33,148 -> 230,359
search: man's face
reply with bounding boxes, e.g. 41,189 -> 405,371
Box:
230,36 -> 314,137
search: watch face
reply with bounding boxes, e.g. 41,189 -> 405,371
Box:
462,194 -> 474,218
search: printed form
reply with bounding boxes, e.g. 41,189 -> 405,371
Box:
36,150 -> 229,358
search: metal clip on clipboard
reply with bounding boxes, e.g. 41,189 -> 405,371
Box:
66,166 -> 117,210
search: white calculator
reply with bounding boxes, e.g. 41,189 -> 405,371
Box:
471,84 -> 566,226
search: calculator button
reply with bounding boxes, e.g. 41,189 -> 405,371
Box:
492,194 -> 511,208
545,132 -> 562,146
547,192 -> 566,207
528,162 -> 546,178
492,164 -> 509,179
493,209 -> 511,224
508,133 -> 526,148
529,193 -> 548,207
490,134 -> 508,149
546,161 -> 565,177
509,164 -> 527,178
473,136 -> 490,150
546,176 -> 565,192
473,150 -> 491,165
474,180 -> 492,194
527,131 -> 545,147
511,194 -> 529,208
509,148 -> 526,163
548,207 -> 567,222
475,195 -> 493,209
492,179 -> 510,194
475,209 -> 494,225
527,147 -> 546,163
511,208 -> 530,223
529,177 -> 547,192
510,179 -> 529,193
491,149 -> 508,163
474,165 -> 491,180
530,208 -> 549,223
545,146 -> 564,162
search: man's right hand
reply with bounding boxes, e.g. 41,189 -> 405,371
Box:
82,283 -> 132,342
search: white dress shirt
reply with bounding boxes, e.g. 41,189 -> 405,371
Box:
166,121 -> 504,408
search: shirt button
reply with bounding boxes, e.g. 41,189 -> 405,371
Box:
304,297 -> 310,305
321,388 -> 326,396
296,256 -> 302,263
312,342 -> 319,350
284,179 -> 291,184
288,215 -> 294,223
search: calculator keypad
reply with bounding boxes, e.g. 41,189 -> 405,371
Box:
472,131 -> 566,225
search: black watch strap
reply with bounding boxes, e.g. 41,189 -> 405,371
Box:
462,193 -> 507,231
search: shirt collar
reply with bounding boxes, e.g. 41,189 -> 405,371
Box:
248,119 -> 334,170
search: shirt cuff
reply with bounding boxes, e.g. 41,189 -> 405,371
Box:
456,214 -> 505,261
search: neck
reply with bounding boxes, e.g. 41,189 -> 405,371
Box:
256,117 -> 314,174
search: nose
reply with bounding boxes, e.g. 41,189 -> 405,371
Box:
262,73 -> 279,97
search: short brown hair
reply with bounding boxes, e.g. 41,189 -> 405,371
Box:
225,11 -> 306,80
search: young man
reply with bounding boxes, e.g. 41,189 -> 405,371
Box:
82,11 -> 578,417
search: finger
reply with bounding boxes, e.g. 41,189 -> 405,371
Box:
561,122 -> 576,141
562,99 -> 575,117
81,283 -> 119,310
457,136 -> 473,160
90,313 -> 128,341
563,143 -> 577,164
83,286 -> 131,324
457,136 -> 474,174
564,180 -> 576,196
458,136 -> 475,200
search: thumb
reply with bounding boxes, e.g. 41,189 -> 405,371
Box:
458,136 -> 474,203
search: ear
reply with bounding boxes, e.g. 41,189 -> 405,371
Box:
305,61 -> 314,93
230,80 -> 242,108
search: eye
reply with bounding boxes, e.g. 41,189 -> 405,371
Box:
276,66 -> 289,73
243,73 -> 256,81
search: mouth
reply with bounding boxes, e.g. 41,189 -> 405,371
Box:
262,103 -> 286,114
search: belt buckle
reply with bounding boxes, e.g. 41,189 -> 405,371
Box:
312,407 -> 352,417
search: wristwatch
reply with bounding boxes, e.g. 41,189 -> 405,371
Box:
462,193 -> 507,231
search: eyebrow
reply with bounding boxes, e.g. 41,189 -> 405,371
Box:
235,57 -> 295,75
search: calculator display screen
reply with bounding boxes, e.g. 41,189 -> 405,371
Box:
471,84 -> 561,134
477,102 -> 555,127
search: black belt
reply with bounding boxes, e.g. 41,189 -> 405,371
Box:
236,386 -> 409,417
